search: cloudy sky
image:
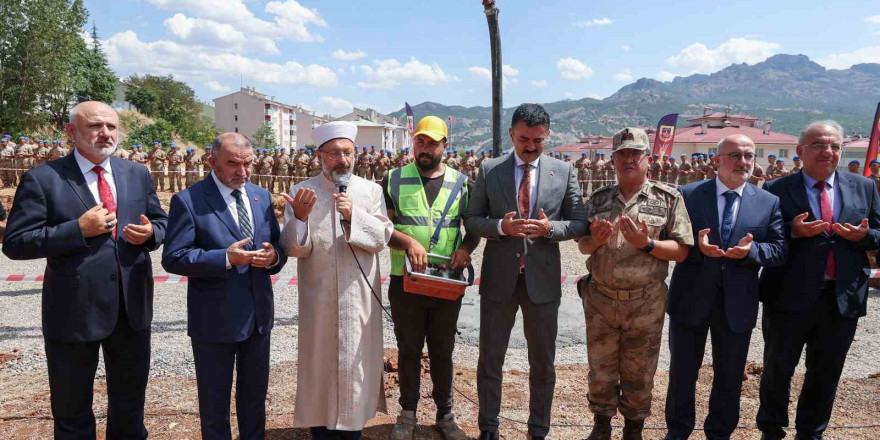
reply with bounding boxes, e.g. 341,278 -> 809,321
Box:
86,0 -> 880,117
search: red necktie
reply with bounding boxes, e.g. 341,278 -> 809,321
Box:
815,181 -> 835,278
518,164 -> 531,268
94,166 -> 117,239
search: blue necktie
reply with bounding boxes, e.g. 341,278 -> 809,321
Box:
720,190 -> 738,249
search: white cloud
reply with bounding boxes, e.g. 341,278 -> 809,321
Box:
144,0 -> 326,43
656,71 -> 678,82
163,13 -> 279,54
613,68 -> 634,82
332,49 -> 367,61
557,58 -> 594,80
819,46 -> 880,69
318,96 -> 354,115
621,45 -> 631,52
358,57 -> 458,89
531,79 -> 548,88
104,30 -> 337,88
867,15 -> 880,23
564,92 -> 574,99
468,64 -> 519,85
204,81 -> 231,92
575,17 -> 612,28
667,37 -> 781,74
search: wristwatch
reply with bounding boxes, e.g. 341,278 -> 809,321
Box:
641,238 -> 655,253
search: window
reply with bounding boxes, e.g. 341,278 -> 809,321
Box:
234,127 -> 238,133
234,115 -> 238,121
779,149 -> 789,158
234,103 -> 238,110
756,148 -> 764,157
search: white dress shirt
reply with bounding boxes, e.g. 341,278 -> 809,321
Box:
211,173 -> 255,269
715,177 -> 745,227
73,148 -> 116,205
497,154 -> 540,235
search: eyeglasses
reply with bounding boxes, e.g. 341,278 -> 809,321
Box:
723,152 -> 755,162
613,151 -> 646,162
319,150 -> 355,160
807,143 -> 841,152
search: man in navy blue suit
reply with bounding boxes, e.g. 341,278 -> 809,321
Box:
664,135 -> 786,440
757,121 -> 880,440
162,132 -> 287,440
3,101 -> 167,439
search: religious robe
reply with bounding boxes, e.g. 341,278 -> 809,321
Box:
281,173 -> 393,430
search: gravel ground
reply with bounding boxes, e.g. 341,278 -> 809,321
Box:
1,239 -> 879,380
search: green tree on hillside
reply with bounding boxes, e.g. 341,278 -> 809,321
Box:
251,122 -> 278,150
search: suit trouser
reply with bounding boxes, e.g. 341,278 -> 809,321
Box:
191,327 -> 271,440
665,296 -> 752,440
757,283 -> 858,439
477,274 -> 559,437
388,276 -> 462,418
44,296 -> 151,440
583,282 -> 665,421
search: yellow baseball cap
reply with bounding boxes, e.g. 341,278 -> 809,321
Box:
413,116 -> 448,141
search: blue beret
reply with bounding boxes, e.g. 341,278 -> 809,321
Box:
371,144 -> 376,148
582,152 -> 587,156
170,143 -> 177,148
1,138 -> 6,142
871,159 -> 880,165
564,153 -> 571,157
153,141 -> 160,144
300,147 -> 306,151
767,153 -> 776,158
776,159 -> 783,163
793,155 -> 800,160
709,153 -> 716,157
652,154 -> 659,158
850,160 -> 860,165
205,146 -> 212,150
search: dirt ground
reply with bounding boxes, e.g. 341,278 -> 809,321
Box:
1,349 -> 879,440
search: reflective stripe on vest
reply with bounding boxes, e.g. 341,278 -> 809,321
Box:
387,163 -> 467,276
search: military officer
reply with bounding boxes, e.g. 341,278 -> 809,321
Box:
847,159 -> 861,174
576,152 -> 592,197
593,152 -> 607,189
677,154 -> 693,185
790,155 -> 802,174
149,141 -> 167,191
185,147 -> 201,187
274,148 -> 292,192
649,154 -> 661,183
167,143 -> 185,192
374,149 -> 392,181
307,148 -> 321,177
578,127 -> 693,440
0,137 -> 15,187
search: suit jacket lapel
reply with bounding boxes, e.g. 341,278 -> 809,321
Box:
495,154 -> 519,216
245,182 -> 263,239
61,153 -> 97,210
700,179 -> 722,245
836,171 -> 856,224
533,158 -> 552,219
203,178 -> 245,240
729,183 -> 757,246
786,171 -> 815,221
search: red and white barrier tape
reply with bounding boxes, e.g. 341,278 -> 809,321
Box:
0,273 -> 591,286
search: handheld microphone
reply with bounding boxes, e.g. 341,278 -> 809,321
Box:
337,173 -> 351,194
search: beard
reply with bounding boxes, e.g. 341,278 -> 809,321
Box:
416,152 -> 441,172
82,140 -> 117,161
328,163 -> 352,182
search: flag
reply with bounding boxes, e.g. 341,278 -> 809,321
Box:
405,102 -> 414,138
863,102 -> 880,177
652,113 -> 679,158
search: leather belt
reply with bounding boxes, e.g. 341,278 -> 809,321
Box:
589,279 -> 656,301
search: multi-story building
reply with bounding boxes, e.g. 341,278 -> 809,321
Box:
214,87 -> 299,150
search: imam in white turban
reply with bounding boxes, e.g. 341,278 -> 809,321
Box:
313,121 -> 358,149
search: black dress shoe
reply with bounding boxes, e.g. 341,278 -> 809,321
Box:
478,431 -> 499,440
760,434 -> 783,440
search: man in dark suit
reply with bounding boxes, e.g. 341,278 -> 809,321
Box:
757,121 -> 880,440
2,101 -> 167,439
464,104 -> 587,440
162,132 -> 286,440
665,135 -> 786,440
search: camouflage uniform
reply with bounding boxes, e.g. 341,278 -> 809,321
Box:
592,157 -> 606,189
50,143 -> 69,160
648,159 -> 662,183
692,160 -> 706,182
677,159 -> 692,184
661,160 -> 673,185
185,151 -> 201,187
260,153 -> 275,189
18,142 -> 36,174
575,156 -> 591,197
870,173 -> 880,194
666,160 -> 680,186
374,152 -> 392,180
582,180 -> 693,422
367,148 -> 380,180
274,151 -> 291,192
168,148 -> 185,192
463,153 -> 479,181
36,142 -> 51,166
293,151 -> 310,184
113,147 -> 130,161
200,150 -> 212,178
704,161 -> 718,180
131,148 -> 148,167
149,147 -> 167,191
355,150 -> 371,178
0,142 -> 15,187
307,154 -> 321,177
748,164 -> 764,186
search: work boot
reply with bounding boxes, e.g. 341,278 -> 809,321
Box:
434,412 -> 467,440
390,410 -> 417,440
622,418 -> 645,440
586,414 -> 612,440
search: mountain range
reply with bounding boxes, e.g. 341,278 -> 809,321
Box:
390,54 -> 880,151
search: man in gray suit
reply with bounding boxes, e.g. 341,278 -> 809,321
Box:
464,104 -> 588,440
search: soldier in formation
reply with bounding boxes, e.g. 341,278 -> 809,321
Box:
167,143 -> 185,192
149,141 -> 167,191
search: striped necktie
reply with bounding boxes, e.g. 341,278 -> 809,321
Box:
231,188 -> 253,239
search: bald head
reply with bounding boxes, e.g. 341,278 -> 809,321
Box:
717,134 -> 755,155
65,101 -> 118,164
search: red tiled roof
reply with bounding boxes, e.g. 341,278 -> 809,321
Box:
665,125 -> 798,144
842,137 -> 870,149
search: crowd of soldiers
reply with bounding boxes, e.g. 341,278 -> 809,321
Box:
5,133 -> 880,198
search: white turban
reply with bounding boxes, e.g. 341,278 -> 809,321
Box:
313,121 -> 357,149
